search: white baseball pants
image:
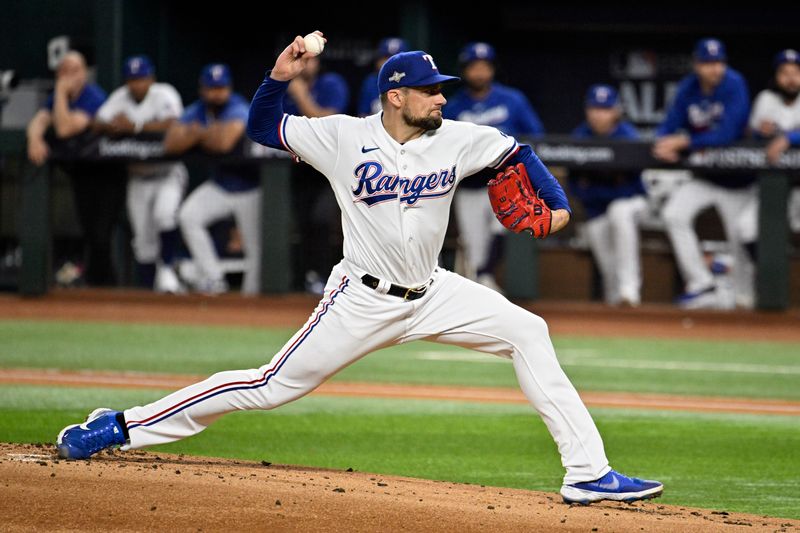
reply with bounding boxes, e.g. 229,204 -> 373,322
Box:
127,165 -> 188,263
584,195 -> 649,305
178,181 -> 262,294
123,260 -> 611,484
662,179 -> 756,299
454,188 -> 505,279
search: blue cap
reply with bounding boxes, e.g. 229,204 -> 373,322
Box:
123,55 -> 154,79
774,48 -> 800,68
585,84 -> 619,108
378,37 -> 410,57
459,42 -> 496,64
377,51 -> 460,94
200,63 -> 232,87
693,38 -> 727,62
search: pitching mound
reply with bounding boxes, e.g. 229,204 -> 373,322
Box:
1,443 -> 797,532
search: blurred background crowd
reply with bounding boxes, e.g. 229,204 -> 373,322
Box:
1,2 -> 799,310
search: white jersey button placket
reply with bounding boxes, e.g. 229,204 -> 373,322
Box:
397,148 -> 413,275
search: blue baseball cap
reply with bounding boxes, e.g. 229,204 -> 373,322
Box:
378,37 -> 410,58
459,42 -> 496,64
693,38 -> 727,63
585,84 -> 619,108
200,63 -> 232,87
123,55 -> 154,79
377,51 -> 460,94
774,48 -> 800,68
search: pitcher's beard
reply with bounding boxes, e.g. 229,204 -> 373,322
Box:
402,109 -> 442,131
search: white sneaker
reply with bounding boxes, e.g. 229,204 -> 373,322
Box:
154,265 -> 185,294
735,292 -> 755,310
618,296 -> 640,308
617,287 -> 641,308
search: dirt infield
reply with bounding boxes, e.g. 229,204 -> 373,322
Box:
2,368 -> 799,417
3,290 -> 800,530
2,443 -> 797,533
3,289 -> 800,341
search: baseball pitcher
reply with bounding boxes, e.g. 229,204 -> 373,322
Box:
56,32 -> 663,505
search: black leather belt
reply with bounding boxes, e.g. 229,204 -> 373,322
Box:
361,274 -> 431,301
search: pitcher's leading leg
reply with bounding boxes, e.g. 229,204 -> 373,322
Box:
406,269 -> 662,503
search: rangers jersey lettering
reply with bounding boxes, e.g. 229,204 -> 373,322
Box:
277,112 -> 518,286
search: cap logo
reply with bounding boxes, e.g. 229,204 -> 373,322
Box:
788,50 -> 799,61
596,87 -> 609,101
707,40 -> 720,55
422,54 -> 438,71
130,59 -> 140,72
389,71 -> 406,83
475,43 -> 490,58
212,65 -> 224,80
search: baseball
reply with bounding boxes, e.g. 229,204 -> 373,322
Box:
303,32 -> 325,56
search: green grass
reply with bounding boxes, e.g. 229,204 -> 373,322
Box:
2,319 -> 799,517
0,385 -> 798,519
2,320 -> 800,399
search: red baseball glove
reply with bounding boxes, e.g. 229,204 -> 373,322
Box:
487,163 -> 552,238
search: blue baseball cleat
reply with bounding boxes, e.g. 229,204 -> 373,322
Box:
675,286 -> 719,310
560,469 -> 663,504
56,408 -> 129,460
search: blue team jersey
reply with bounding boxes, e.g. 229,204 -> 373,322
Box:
443,82 -> 545,138
569,120 -> 646,219
444,82 -> 545,188
657,67 -> 753,187
656,68 -> 750,147
283,72 -> 349,116
44,83 -> 106,118
571,120 -> 639,141
181,93 -> 256,192
357,72 -> 380,116
180,93 -> 250,126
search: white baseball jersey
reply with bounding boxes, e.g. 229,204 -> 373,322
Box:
749,89 -> 800,132
121,100 -> 612,488
278,113 -> 519,286
96,82 -> 184,177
